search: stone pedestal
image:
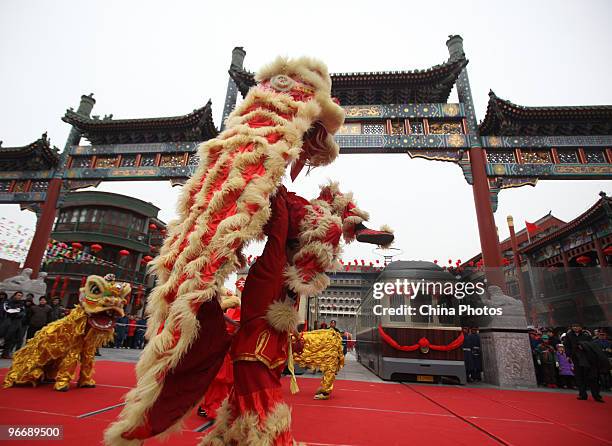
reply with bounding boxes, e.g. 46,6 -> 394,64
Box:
480,329 -> 537,388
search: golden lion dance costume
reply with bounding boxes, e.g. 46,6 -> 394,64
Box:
293,329 -> 345,400
4,274 -> 129,392
104,56 -> 392,446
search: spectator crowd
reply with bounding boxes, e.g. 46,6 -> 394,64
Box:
529,324 -> 611,402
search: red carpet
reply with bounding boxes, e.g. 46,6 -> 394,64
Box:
0,360 -> 611,445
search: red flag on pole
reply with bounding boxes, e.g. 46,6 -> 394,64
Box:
525,221 -> 540,234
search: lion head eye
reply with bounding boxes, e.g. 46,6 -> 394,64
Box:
88,281 -> 103,298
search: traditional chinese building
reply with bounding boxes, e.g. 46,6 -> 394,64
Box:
43,190 -> 166,312
464,192 -> 612,327
310,266 -> 381,334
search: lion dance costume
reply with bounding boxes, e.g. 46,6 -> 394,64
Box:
4,274 -> 129,392
198,289 -> 241,419
293,329 -> 345,400
104,56 -> 393,446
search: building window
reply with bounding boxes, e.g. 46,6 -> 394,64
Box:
389,294 -> 405,322
557,149 -> 579,163
585,150 -> 607,164
487,150 -> 515,164
69,209 -> 79,223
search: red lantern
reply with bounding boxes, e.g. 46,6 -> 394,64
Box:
71,242 -> 83,250
433,260 -> 438,264
604,246 -> 612,256
90,243 -> 102,253
502,258 -> 511,266
119,249 -> 130,257
448,259 -> 452,265
468,261 -> 474,267
142,255 -> 153,263
575,255 -> 591,266
149,223 -> 158,230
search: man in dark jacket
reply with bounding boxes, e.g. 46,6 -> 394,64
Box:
564,323 -> 604,402
0,292 -> 7,321
49,297 -> 66,322
0,291 -> 26,359
114,315 -> 128,348
27,296 -> 52,339
135,317 -> 147,349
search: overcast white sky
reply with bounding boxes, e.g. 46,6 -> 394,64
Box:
1,0 -> 611,264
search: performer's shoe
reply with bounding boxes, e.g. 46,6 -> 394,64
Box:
79,383 -> 96,388
313,392 -> 330,400
197,407 -> 208,418
594,396 -> 605,403
55,386 -> 69,392
577,396 -> 588,400
355,223 -> 394,246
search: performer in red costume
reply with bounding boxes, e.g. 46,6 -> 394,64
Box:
104,56 -> 393,446
202,187 -> 302,444
197,290 -> 241,420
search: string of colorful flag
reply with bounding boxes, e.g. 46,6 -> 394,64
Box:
43,240 -> 120,268
0,216 -> 35,262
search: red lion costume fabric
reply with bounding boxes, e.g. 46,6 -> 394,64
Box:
104,56 -> 392,446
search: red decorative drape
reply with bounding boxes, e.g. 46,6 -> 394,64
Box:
377,325 -> 464,352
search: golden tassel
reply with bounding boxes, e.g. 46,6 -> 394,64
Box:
287,335 -> 299,394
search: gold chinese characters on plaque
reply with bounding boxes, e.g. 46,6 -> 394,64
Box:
337,123 -> 362,135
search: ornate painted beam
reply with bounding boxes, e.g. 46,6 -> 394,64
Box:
342,103 -> 464,119
482,135 -> 612,148
0,192 -> 47,204
487,162 -> 612,179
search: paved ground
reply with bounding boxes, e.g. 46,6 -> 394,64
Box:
92,348 -> 387,382
2,347 -> 610,395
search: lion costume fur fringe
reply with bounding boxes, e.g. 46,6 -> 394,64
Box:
104,57 -> 346,445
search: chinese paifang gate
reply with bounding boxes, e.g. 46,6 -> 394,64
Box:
104,56 -> 393,446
